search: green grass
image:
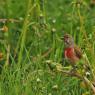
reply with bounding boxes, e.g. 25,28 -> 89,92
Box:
0,0 -> 95,95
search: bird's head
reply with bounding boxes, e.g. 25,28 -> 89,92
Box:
61,34 -> 74,48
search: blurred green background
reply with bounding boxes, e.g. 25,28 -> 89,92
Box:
0,0 -> 95,95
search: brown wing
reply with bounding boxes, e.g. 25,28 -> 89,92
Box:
74,45 -> 83,59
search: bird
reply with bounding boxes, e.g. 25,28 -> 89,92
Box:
62,33 -> 83,66
61,33 -> 91,75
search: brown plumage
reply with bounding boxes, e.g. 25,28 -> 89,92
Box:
74,45 -> 83,59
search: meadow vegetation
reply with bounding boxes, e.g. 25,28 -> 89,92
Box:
0,0 -> 95,95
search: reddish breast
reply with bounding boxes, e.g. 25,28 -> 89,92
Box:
64,48 -> 74,58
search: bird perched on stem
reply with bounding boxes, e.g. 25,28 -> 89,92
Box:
61,33 -> 91,75
62,34 -> 82,66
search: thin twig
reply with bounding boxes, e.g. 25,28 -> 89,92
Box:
0,18 -> 21,23
83,77 -> 95,94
